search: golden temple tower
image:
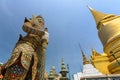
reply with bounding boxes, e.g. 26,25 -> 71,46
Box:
89,7 -> 120,74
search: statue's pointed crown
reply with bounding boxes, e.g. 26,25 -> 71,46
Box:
88,6 -> 115,28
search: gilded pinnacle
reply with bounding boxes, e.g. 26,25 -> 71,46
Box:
88,6 -> 115,28
82,52 -> 90,64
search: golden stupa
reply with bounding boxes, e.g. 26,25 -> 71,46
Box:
89,7 -> 120,74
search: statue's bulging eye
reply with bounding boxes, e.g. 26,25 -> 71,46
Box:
38,19 -> 42,23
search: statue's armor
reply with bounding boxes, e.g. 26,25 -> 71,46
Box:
1,15 -> 49,80
3,34 -> 42,80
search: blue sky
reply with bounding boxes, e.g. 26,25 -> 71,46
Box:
0,0 -> 120,79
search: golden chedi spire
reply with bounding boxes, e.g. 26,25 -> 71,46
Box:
88,6 -> 120,47
88,6 -> 115,29
88,7 -> 120,74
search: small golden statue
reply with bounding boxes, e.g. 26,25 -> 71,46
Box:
1,15 -> 49,80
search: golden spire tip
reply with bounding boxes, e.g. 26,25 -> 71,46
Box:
87,5 -> 94,10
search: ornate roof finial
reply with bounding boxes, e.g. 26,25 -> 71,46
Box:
82,51 -> 90,64
61,58 -> 67,72
92,48 -> 100,56
88,6 -> 115,28
92,48 -> 96,55
48,66 -> 54,79
60,58 -> 69,80
78,43 -> 90,64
